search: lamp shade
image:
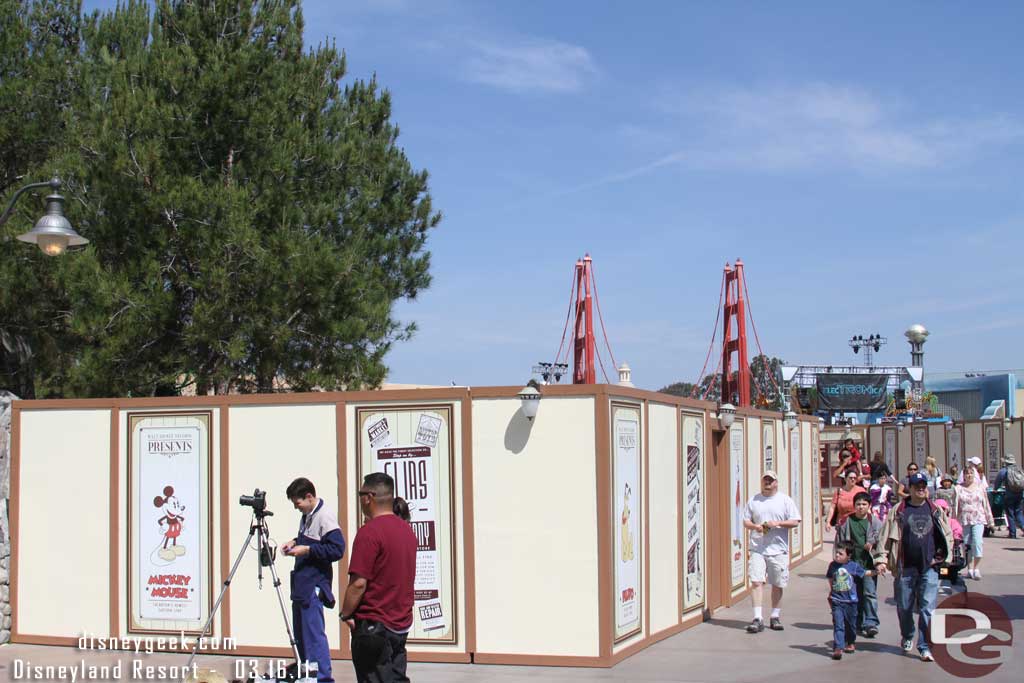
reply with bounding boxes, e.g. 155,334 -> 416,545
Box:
719,403 -> 736,429
16,192 -> 88,255
518,385 -> 541,421
784,411 -> 798,430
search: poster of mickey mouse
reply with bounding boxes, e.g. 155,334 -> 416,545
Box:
130,413 -> 210,629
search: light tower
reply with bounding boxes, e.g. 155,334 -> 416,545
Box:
849,333 -> 887,367
905,324 -> 929,368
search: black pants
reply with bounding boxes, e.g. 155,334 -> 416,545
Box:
350,620 -> 409,683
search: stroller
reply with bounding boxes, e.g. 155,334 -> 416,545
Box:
986,488 -> 1008,536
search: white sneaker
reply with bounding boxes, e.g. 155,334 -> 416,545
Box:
966,569 -> 976,579
974,569 -> 982,579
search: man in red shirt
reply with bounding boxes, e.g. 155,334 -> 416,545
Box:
340,472 -> 417,683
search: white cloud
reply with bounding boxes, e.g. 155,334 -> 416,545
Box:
669,82 -> 1024,171
462,38 -> 598,93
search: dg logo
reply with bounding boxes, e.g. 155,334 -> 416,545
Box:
931,592 -> 1013,678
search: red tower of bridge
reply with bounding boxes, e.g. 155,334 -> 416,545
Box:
721,260 -> 751,406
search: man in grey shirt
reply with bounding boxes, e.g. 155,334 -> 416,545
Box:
742,470 -> 802,633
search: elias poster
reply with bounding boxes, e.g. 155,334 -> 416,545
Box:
730,420 -> 745,588
789,426 -> 802,555
681,412 -> 704,612
129,412 -> 212,633
613,404 -> 642,641
358,406 -> 455,642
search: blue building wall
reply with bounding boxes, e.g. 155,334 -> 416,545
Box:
925,373 -> 1016,418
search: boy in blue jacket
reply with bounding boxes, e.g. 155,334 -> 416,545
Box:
282,477 -> 346,682
827,540 -> 874,660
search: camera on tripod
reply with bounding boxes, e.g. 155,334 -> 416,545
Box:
240,488 -> 268,514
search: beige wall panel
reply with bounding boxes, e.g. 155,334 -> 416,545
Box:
115,408 -> 222,637
228,404 -> 339,649
1004,421 -> 1022,464
647,403 -> 679,634
897,427 -> 912,474
928,424 -> 946,471
471,397 -> 599,656
1016,390 -> 1024,417
965,422 -> 983,464
867,426 -> 882,461
801,422 -> 814,553
746,419 -> 761,498
17,409 -> 111,637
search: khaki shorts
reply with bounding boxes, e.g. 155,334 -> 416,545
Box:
749,552 -> 790,587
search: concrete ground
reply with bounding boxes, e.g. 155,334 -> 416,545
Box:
3,533 -> 1022,682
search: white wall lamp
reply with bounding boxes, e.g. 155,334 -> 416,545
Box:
897,420 -> 906,433
518,383 -> 541,421
718,403 -> 736,429
945,420 -> 954,432
817,417 -> 825,434
784,410 -> 798,431
1006,417 -> 1013,431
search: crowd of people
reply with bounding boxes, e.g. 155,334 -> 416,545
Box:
743,437 -> 1022,664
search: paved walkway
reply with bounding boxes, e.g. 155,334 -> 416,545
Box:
3,534 -> 1022,682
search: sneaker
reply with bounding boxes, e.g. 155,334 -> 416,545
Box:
921,650 -> 934,662
832,649 -> 843,661
844,644 -> 856,653
902,638 -> 914,654
974,569 -> 983,579
746,618 -> 765,633
769,617 -> 784,631
863,626 -> 878,638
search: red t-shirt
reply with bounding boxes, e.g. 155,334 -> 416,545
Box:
348,514 -> 417,630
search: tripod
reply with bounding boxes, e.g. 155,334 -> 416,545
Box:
183,510 -> 302,681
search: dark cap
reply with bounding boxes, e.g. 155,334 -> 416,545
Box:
907,472 -> 928,487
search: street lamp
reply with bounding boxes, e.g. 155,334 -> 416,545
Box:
1,177 -> 87,255
718,403 -> 736,429
518,383 -> 541,421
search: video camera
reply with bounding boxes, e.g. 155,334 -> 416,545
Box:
239,488 -> 269,515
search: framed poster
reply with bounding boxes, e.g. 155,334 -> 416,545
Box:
128,411 -> 213,634
883,427 -> 897,476
912,426 -> 928,466
612,403 -> 642,642
729,419 -> 746,589
789,425 -> 802,556
357,405 -> 457,643
762,421 -> 775,474
984,422 -> 1002,484
680,411 -> 705,613
946,426 -> 963,474
811,428 -> 822,546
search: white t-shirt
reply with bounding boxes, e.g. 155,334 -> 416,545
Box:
743,493 -> 802,556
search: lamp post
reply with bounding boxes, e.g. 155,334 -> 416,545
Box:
1,177 -> 88,255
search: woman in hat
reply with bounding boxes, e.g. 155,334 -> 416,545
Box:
955,467 -> 995,579
958,456 -> 988,488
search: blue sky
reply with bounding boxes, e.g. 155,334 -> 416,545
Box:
84,1 -> 1024,389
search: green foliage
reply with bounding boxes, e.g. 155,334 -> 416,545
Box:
0,0 -> 440,396
658,381 -> 697,397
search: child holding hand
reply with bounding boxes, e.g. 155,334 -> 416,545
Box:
827,540 -> 874,660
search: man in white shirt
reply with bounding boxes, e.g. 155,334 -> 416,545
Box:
743,470 -> 802,633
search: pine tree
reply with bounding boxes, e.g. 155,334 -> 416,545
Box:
3,0 -> 440,396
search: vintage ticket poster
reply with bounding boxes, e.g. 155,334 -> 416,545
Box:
913,426 -> 927,466
812,428 -> 822,546
681,412 -> 704,612
763,422 -> 775,473
358,406 -> 456,642
129,411 -> 212,633
984,423 -> 1001,484
946,427 -> 963,473
730,420 -> 746,588
613,403 -> 642,641
884,428 -> 897,476
789,425 -> 802,556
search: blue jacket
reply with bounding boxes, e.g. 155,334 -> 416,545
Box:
290,499 -> 346,607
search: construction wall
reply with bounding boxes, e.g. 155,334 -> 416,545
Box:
10,387 -> 822,667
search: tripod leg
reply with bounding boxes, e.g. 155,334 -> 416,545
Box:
182,524 -> 257,683
258,523 -> 304,671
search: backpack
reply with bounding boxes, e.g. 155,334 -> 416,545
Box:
1006,465 -> 1024,493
